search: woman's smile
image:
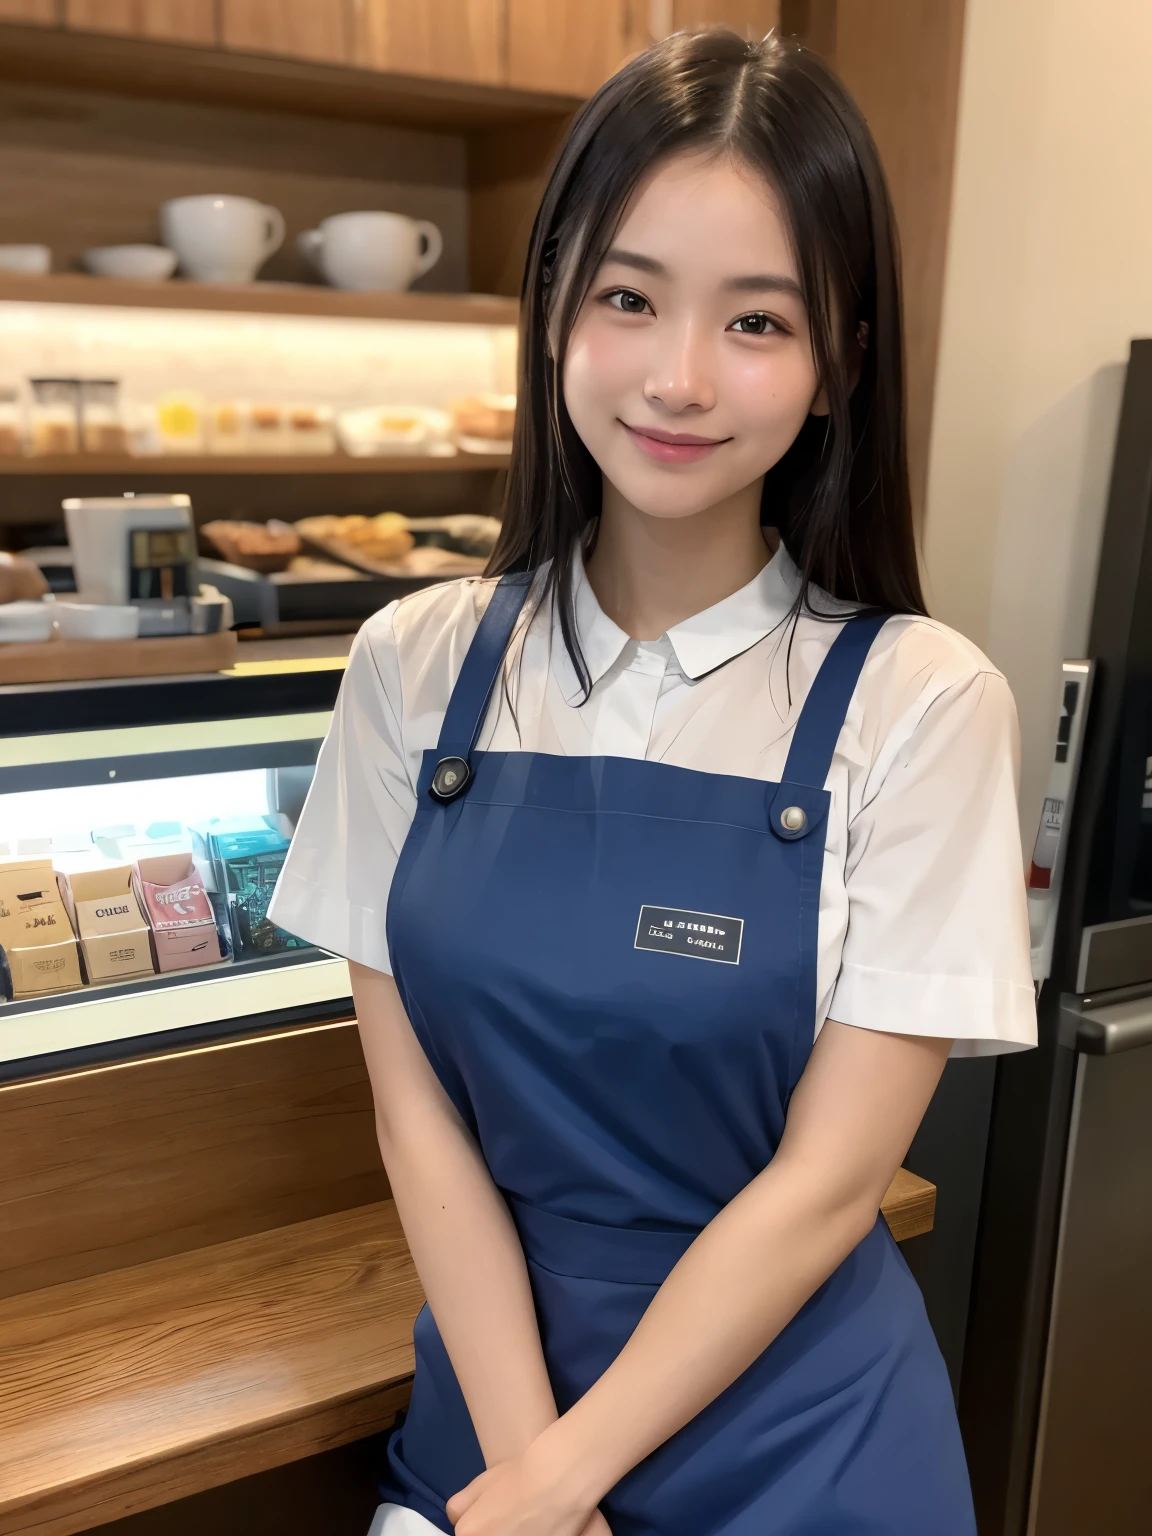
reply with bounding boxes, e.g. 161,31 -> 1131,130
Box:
620,420 -> 730,464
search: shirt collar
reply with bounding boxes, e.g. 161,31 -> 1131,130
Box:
550,542 -> 804,703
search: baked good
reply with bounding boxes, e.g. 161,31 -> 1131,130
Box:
296,512 -> 415,564
0,551 -> 50,603
449,393 -> 516,445
201,519 -> 301,573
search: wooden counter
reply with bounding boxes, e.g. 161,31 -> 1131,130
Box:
0,1019 -> 935,1536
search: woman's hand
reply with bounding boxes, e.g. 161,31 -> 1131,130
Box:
445,1452 -> 609,1536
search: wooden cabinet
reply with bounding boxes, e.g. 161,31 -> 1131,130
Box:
220,0 -> 349,66
0,0 -> 57,21
508,1 -> 781,98
672,1 -> 780,36
65,1 -> 217,42
351,0 -> 503,85
507,0 -> 629,97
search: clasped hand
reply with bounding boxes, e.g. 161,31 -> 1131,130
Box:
446,1450 -> 611,1536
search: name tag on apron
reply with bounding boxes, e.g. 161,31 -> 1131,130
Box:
634,905 -> 743,964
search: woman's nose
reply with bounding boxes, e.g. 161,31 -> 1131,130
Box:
643,321 -> 716,414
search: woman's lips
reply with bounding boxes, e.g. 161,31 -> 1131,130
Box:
621,421 -> 729,464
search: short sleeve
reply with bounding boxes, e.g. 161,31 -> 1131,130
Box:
828,669 -> 1037,1057
268,604 -> 414,974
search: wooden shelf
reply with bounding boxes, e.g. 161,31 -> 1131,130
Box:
0,452 -> 509,477
0,1179 -> 933,1536
0,272 -> 519,326
0,20 -> 584,132
0,1201 -> 420,1536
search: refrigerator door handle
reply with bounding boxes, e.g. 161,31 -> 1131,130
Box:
1060,992 -> 1152,1054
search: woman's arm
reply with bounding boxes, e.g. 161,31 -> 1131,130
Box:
350,960 -> 559,1466
447,1019 -> 951,1536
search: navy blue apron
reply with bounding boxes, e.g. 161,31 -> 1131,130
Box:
379,573 -> 976,1535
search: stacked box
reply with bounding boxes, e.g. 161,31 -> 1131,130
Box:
0,858 -> 83,998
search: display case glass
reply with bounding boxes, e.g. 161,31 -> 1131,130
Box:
0,660 -> 350,1079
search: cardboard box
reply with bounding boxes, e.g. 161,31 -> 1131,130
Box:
59,864 -> 155,984
134,852 -> 224,973
0,858 -> 83,999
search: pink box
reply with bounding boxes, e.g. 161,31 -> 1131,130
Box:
133,853 -> 223,973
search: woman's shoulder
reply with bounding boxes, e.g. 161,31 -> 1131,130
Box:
834,609 -> 1017,767
874,611 -> 1007,693
360,574 -> 497,653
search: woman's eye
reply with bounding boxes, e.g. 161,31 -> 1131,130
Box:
729,312 -> 779,336
605,289 -> 653,316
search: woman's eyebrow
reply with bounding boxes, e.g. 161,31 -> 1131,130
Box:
602,247 -> 665,275
723,273 -> 805,301
601,249 -> 804,303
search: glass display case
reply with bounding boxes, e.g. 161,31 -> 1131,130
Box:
0,656 -> 350,1080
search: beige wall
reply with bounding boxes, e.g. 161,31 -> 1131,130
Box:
923,0 -> 1152,834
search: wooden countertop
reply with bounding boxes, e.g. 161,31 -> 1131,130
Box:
0,1174 -> 934,1536
0,1202 -> 420,1536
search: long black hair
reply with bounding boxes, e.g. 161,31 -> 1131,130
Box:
488,27 -> 924,697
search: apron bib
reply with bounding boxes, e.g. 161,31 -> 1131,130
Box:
379,574 -> 976,1535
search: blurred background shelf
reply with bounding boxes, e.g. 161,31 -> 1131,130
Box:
0,16 -> 587,131
0,272 -> 520,326
0,453 -> 510,477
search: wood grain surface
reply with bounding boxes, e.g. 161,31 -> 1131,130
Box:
0,1172 -> 933,1535
880,1165 -> 936,1243
219,0 -> 349,67
0,1019 -> 388,1299
0,271 -> 518,322
506,0 -> 627,97
0,1 -> 56,23
0,630 -> 238,685
0,452 -> 511,477
0,1201 -> 420,1536
351,0 -> 504,86
828,0 -> 968,520
0,80 -> 470,291
65,0 -> 217,44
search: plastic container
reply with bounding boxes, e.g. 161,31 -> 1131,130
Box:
28,378 -> 80,456
79,379 -> 128,455
0,386 -> 24,456
54,602 -> 140,640
0,600 -> 54,642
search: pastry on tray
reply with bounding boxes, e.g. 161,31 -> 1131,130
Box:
295,512 -> 415,564
449,393 -> 516,454
295,512 -> 491,578
201,519 -> 301,573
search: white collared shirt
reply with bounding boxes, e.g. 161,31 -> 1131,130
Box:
271,546 -> 1036,1057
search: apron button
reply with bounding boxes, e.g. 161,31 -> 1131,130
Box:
430,756 -> 471,801
780,805 -> 807,833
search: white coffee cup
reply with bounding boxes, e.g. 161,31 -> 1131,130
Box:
297,211 -> 443,292
0,244 -> 50,276
159,195 -> 286,283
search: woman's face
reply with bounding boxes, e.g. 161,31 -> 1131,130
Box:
563,151 -> 824,522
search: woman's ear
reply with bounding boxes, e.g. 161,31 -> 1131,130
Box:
810,321 -> 869,418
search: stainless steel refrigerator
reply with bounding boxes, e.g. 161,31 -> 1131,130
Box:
960,338 -> 1152,1535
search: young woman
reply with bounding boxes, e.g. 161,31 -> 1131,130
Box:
271,29 -> 1036,1536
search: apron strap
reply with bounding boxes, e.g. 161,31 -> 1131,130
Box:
780,612 -> 890,790
429,573 -> 533,799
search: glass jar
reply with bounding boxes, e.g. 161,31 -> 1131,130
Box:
28,377 -> 80,456
0,386 -> 24,457
79,378 -> 128,456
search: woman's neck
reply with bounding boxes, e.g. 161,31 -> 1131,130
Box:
583,477 -> 777,641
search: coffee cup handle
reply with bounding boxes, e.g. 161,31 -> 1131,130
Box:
297,228 -> 323,271
413,221 -> 443,280
261,206 -> 287,260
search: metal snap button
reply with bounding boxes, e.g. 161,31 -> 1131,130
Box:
430,755 -> 470,802
780,805 -> 807,833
